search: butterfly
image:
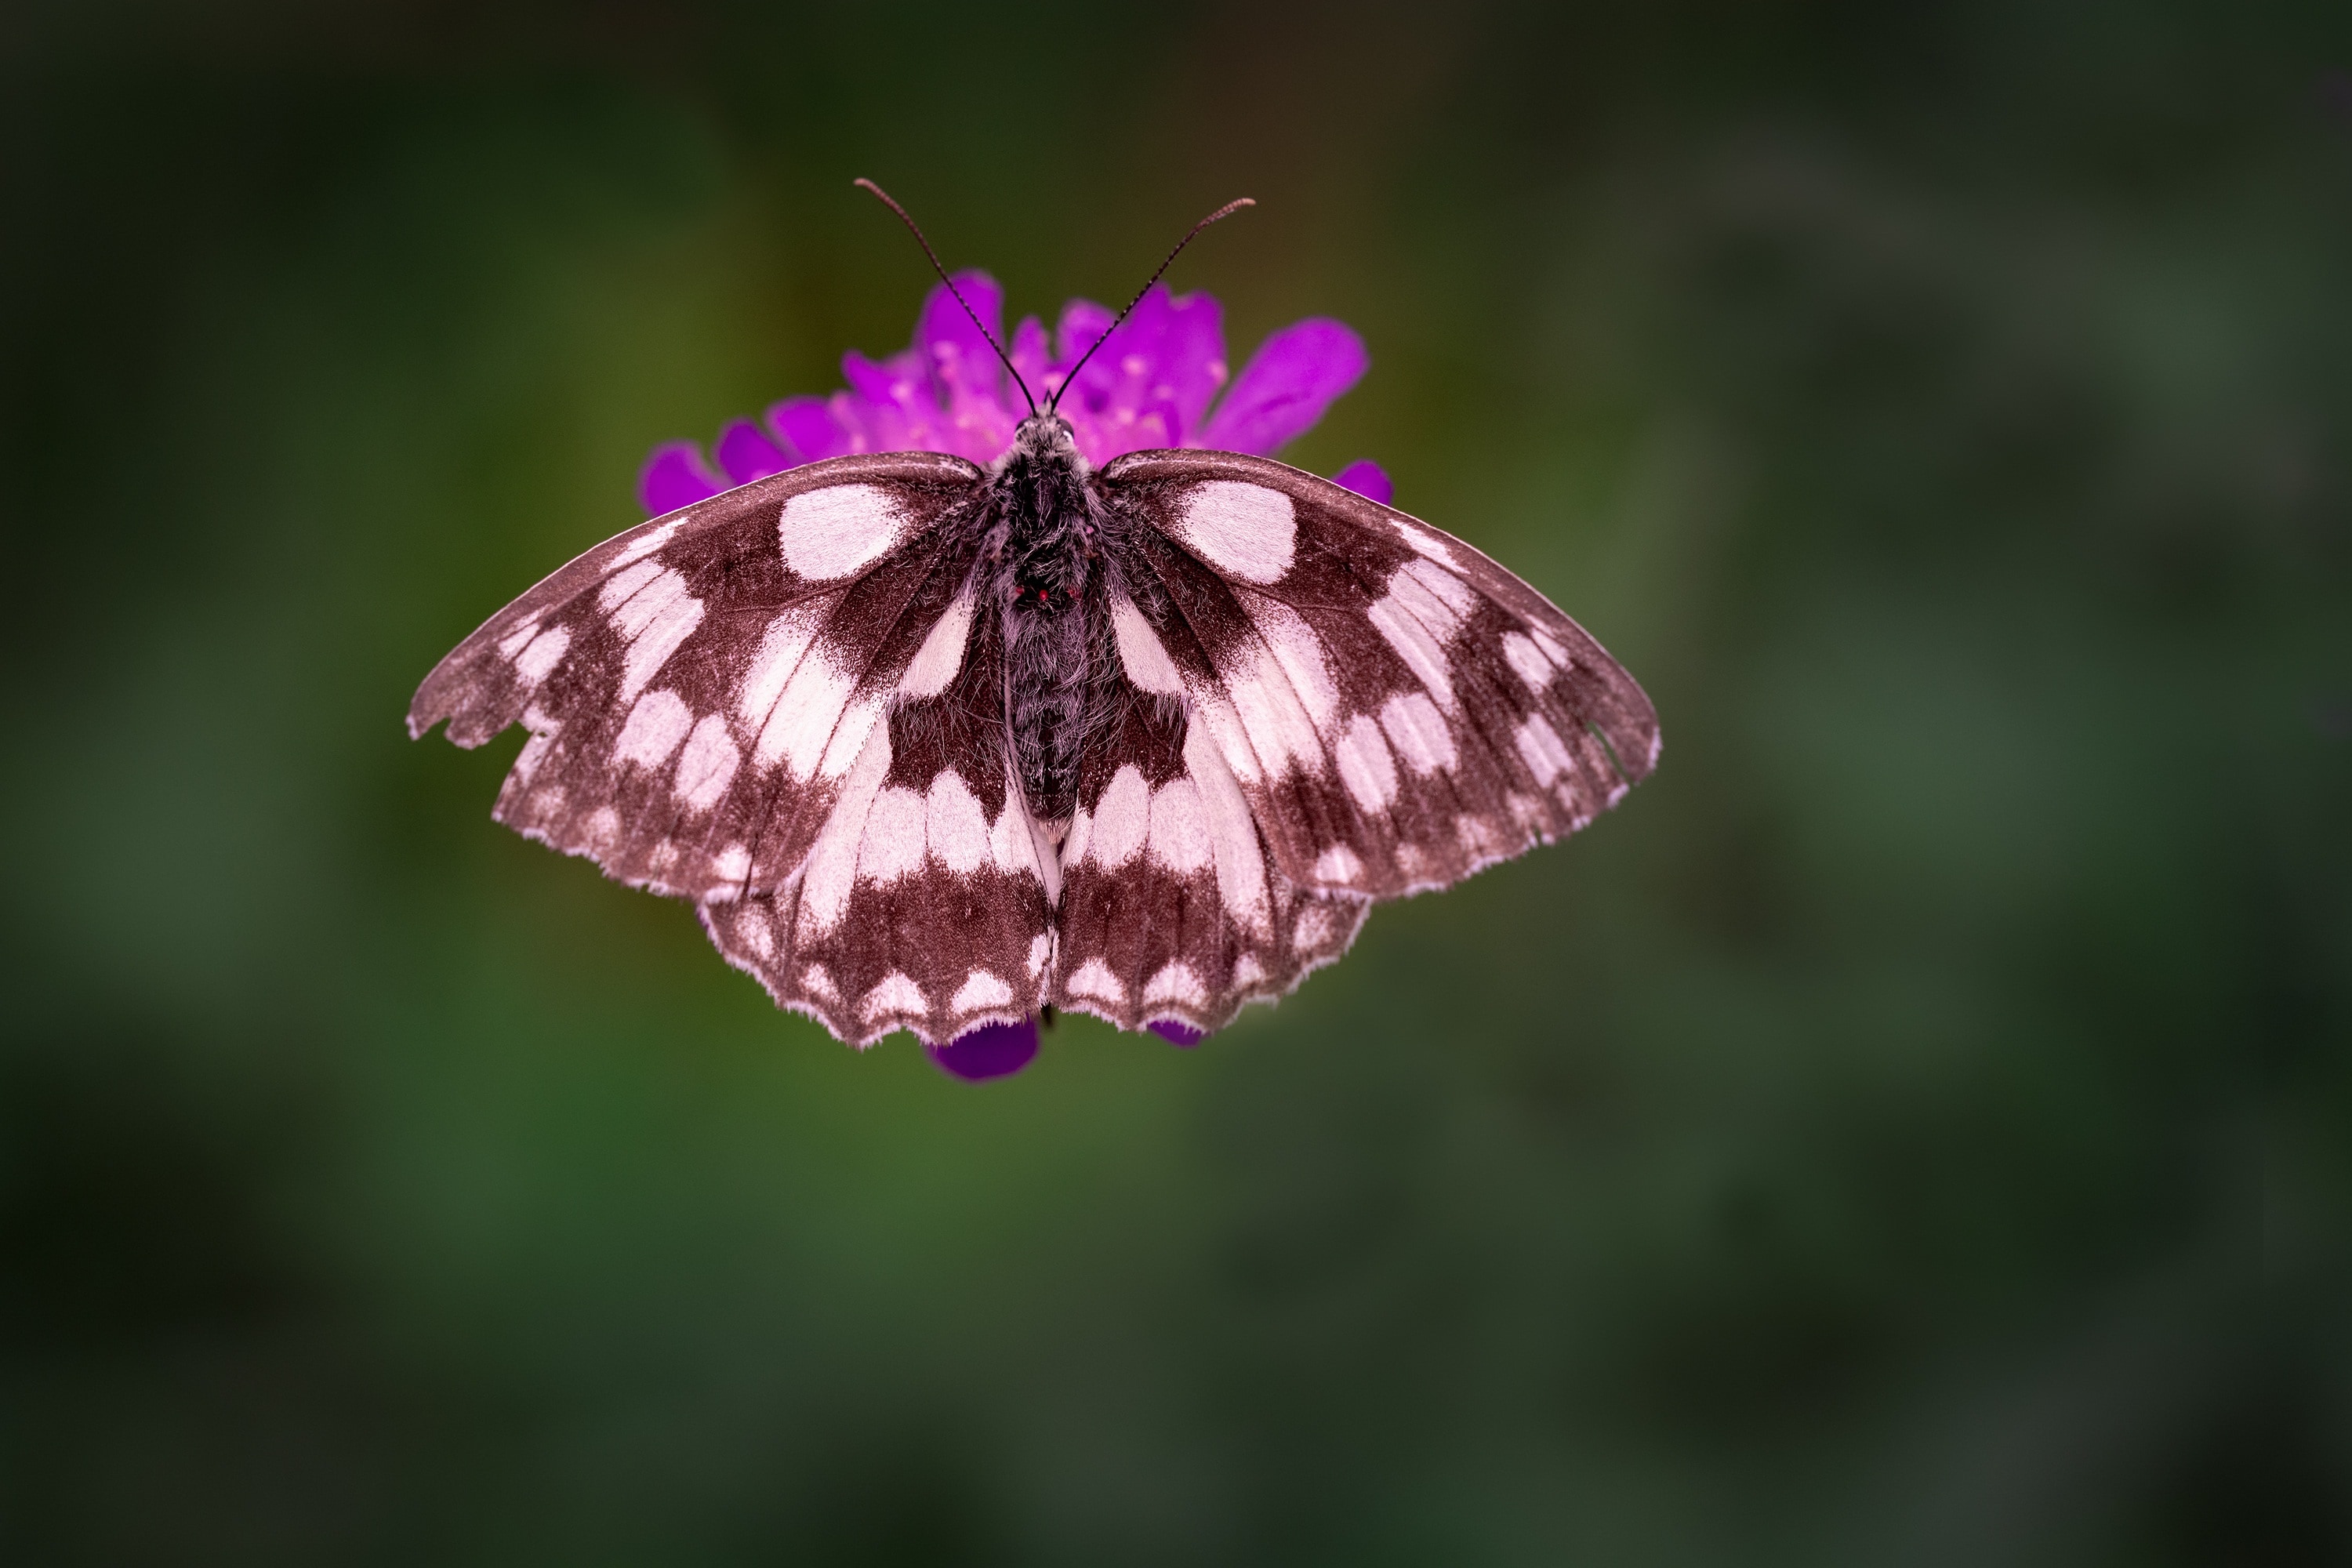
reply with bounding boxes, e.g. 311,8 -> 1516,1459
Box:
408,183 -> 1660,1050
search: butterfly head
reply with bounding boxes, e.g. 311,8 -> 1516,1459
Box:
1011,412 -> 1082,466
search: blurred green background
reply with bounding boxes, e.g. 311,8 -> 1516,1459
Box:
2,2 -> 2343,1562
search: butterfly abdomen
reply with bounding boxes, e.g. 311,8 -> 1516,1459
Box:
993,419 -> 1108,834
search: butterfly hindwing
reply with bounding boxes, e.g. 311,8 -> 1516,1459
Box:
1099,450 -> 1659,904
1048,652 -> 1372,1034
700,605 -> 1060,1045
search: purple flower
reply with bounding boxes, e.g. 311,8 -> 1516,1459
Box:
639,271 -> 1381,511
647,275 -> 1387,1079
926,1018 -> 1039,1082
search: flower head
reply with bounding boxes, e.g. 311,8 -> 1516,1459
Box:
640,272 -> 1387,512
644,276 -> 1390,1078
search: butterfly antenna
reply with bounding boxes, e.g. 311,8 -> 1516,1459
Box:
854,177 -> 1036,418
1049,197 -> 1256,414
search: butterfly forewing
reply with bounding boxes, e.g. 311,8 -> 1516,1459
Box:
408,451 -> 987,904
1098,451 -> 1659,904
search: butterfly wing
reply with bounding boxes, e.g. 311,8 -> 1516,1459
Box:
410,452 -> 1058,1044
1044,639 -> 1371,1036
699,601 -> 1065,1044
1095,448 -> 1658,913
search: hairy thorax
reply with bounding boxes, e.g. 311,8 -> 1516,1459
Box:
987,417 -> 1112,834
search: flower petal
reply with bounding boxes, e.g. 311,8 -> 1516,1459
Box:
927,1017 -> 1040,1080
1198,318 -> 1369,456
767,396 -> 849,463
1045,286 -> 1221,462
1330,459 -> 1392,506
1053,298 -> 1115,366
637,441 -> 726,515
919,270 -> 1007,407
715,419 -> 793,485
840,350 -> 930,453
1148,1021 -> 1207,1047
1010,315 -> 1052,402
1126,287 -> 1227,438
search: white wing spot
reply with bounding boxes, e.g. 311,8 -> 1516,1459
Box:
1312,844 -> 1365,884
1229,642 -> 1324,776
597,557 -> 663,612
514,625 -> 571,684
1334,713 -> 1399,812
1515,713 -> 1573,788
613,689 -> 692,770
817,691 -> 886,780
511,731 -> 554,786
585,807 -> 621,848
609,566 -> 685,637
857,786 -> 928,884
739,605 -> 824,733
860,973 -> 927,1023
736,905 -> 774,962
989,797 -> 1035,877
924,771 -> 991,873
1110,594 -> 1184,695
1143,962 -> 1207,1007
675,717 -> 741,812
1060,805 -> 1093,869
497,617 -> 541,659
951,971 -> 1014,1012
1066,958 -> 1127,1006
1457,814 -> 1504,855
1192,691 -> 1263,786
1393,557 -> 1475,640
1147,779 -> 1213,874
1027,932 -> 1052,978
1089,765 -> 1151,867
1381,692 -> 1457,775
1368,593 -> 1454,709
779,485 -> 909,580
899,590 -> 975,698
1246,597 -> 1340,726
1294,904 -> 1338,949
1232,953 -> 1269,987
713,843 -> 751,882
1501,632 -> 1553,693
612,570 -> 704,704
800,964 -> 839,1003
1171,480 -> 1294,583
1389,514 -> 1467,572
758,648 -> 855,775
609,518 -> 680,568
1182,721 -> 1271,935
800,723 -> 893,935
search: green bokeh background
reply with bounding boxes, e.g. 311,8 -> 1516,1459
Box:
4,2 -> 2344,1561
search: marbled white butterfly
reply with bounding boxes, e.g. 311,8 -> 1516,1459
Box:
408,185 -> 1660,1050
